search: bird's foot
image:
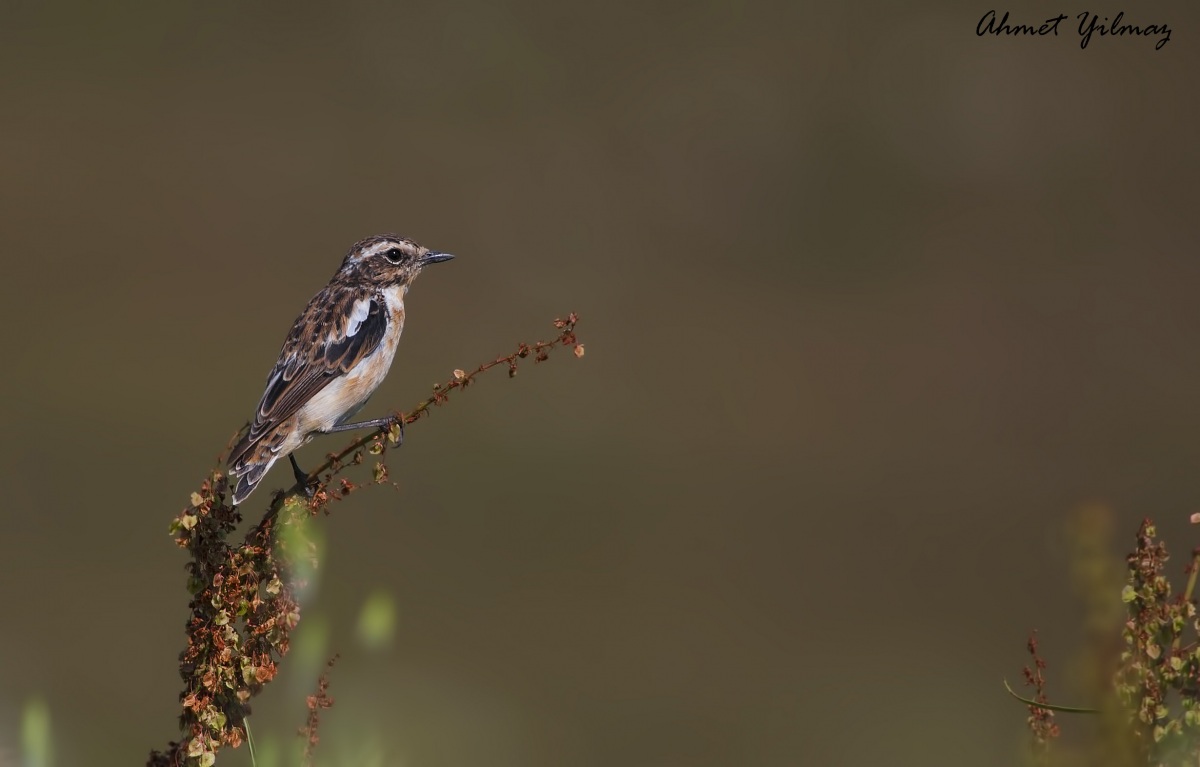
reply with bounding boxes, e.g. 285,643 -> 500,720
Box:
386,414 -> 406,447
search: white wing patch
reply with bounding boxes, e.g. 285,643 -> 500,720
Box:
344,297 -> 373,339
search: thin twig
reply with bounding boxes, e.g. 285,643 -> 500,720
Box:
299,655 -> 339,767
303,312 -> 580,484
1003,679 -> 1100,714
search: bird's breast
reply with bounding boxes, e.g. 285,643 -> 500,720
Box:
338,287 -> 406,404
295,288 -> 406,433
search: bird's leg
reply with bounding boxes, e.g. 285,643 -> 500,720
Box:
289,453 -> 314,497
319,414 -> 405,446
319,415 -> 396,434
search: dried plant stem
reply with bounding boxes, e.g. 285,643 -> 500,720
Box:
299,655 -> 339,767
149,313 -> 583,767
303,313 -> 581,484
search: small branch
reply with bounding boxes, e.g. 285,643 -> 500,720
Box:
302,312 -> 582,485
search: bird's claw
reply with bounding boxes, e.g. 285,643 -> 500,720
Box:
387,414 -> 406,447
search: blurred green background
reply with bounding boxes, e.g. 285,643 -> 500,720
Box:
2,0 -> 1199,764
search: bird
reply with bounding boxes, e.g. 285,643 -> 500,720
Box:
227,234 -> 454,505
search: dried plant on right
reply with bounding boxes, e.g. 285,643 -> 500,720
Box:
1011,513 -> 1200,766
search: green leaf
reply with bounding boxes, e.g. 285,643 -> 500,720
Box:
21,697 -> 52,767
357,590 -> 398,650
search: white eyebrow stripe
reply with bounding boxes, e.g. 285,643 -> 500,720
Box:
361,240 -> 410,258
344,297 -> 373,338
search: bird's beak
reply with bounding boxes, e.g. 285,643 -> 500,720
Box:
420,252 -> 455,266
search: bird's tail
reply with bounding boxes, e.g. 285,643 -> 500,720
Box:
228,434 -> 279,506
230,457 -> 276,505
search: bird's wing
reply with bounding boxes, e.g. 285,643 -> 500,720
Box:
229,287 -> 388,467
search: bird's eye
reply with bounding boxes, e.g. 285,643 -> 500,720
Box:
382,248 -> 405,264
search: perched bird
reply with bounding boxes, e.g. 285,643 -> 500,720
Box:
228,234 -> 454,505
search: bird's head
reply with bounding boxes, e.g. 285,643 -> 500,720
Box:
338,234 -> 455,287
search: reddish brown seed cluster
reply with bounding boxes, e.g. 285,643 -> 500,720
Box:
1022,631 -> 1061,747
300,655 -> 340,767
1112,519 -> 1200,753
149,472 -> 306,767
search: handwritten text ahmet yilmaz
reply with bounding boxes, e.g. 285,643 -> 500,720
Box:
977,10 -> 1171,50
